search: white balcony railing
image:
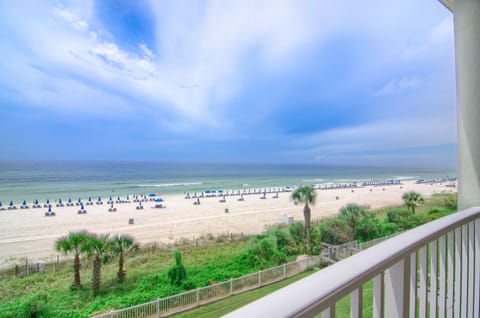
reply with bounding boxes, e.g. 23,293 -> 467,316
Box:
225,207 -> 480,318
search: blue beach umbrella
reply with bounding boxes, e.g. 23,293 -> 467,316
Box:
81,202 -> 84,209
78,198 -> 81,203
0,201 -> 2,207
48,206 -> 52,212
59,198 -> 63,204
117,195 -> 120,200
109,196 -> 112,201
35,199 -> 39,205
148,193 -> 156,197
154,198 -> 164,202
111,202 -> 114,208
88,197 -> 92,202
126,195 -> 130,200
23,200 -> 27,205
68,198 -> 72,203
10,201 -> 14,207
46,199 -> 50,204
98,197 -> 102,201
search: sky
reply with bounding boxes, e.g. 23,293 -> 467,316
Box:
0,0 -> 457,168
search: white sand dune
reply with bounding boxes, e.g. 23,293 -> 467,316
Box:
0,180 -> 455,269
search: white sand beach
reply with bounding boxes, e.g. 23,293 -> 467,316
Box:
0,180 -> 456,269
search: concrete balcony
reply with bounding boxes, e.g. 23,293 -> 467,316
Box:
226,207 -> 480,317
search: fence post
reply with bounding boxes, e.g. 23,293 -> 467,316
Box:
196,288 -> 200,305
156,299 -> 160,318
283,263 -> 287,278
230,279 -> 233,295
258,271 -> 262,287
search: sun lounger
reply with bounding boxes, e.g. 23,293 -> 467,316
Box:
45,206 -> 55,216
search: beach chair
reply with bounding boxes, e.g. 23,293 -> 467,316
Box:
8,201 -> 17,210
77,202 -> 87,214
136,202 -> 143,210
96,197 -> 103,205
33,199 -> 41,208
20,200 -> 29,209
219,196 -> 226,203
45,206 -> 55,216
56,199 -> 64,207
108,203 -> 116,212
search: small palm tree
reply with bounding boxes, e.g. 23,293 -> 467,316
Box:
402,191 -> 424,214
84,233 -> 112,297
340,204 -> 366,241
291,186 -> 317,253
54,230 -> 89,289
111,234 -> 138,283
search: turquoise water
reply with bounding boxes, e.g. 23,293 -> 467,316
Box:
0,160 -> 456,204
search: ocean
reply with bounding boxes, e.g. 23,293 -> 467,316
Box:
0,160 -> 457,204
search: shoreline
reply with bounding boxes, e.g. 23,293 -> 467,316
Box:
0,180 -> 456,270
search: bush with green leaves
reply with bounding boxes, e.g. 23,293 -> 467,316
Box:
355,212 -> 381,242
318,217 -> 352,245
168,251 -> 187,286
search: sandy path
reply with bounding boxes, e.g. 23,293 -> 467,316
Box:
0,181 -> 455,269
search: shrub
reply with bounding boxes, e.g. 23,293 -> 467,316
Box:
443,195 -> 458,211
355,212 -> 381,242
288,222 -> 305,246
318,217 -> 351,245
386,209 -> 414,230
380,222 -> 399,236
167,251 -> 187,286
428,208 -> 452,220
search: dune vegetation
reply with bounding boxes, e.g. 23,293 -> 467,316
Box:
0,192 -> 457,317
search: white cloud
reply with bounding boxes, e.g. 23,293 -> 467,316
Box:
0,0 -> 454,143
374,77 -> 421,96
283,113 -> 456,163
51,7 -> 89,31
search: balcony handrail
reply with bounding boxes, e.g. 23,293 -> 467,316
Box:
225,206 -> 480,317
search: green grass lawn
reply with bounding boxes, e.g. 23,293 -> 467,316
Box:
171,270 -> 317,318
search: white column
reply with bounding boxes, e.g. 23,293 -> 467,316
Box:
453,0 -> 480,210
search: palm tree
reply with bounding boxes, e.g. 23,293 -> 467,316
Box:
402,191 -> 424,214
54,230 -> 89,289
84,233 -> 111,297
111,234 -> 138,283
340,204 -> 366,241
291,186 -> 317,253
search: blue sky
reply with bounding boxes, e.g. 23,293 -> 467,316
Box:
0,1 -> 456,167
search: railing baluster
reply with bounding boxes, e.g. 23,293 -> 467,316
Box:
461,224 -> 469,316
475,219 -> 480,318
419,245 -> 428,318
430,240 -> 438,318
322,305 -> 335,318
373,273 -> 384,318
438,235 -> 447,318
454,227 -> 462,316
468,220 -> 474,317
351,287 -> 363,318
409,251 -> 417,318
384,258 -> 406,318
